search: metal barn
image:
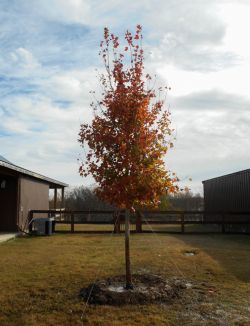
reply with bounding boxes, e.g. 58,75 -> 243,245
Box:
202,169 -> 250,232
0,156 -> 68,232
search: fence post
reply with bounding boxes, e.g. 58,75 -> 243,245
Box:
221,213 -> 225,234
71,212 -> 74,233
114,212 -> 120,233
117,213 -> 121,233
136,211 -> 142,233
113,212 -> 116,233
181,213 -> 185,233
28,211 -> 33,233
52,220 -> 55,233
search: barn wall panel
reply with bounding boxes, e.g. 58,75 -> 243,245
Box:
203,170 -> 250,226
19,176 -> 49,229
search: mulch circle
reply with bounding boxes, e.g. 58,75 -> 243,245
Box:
80,273 -> 191,305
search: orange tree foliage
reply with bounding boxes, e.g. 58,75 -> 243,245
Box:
79,25 -> 179,209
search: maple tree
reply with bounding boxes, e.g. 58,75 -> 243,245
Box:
79,25 -> 178,288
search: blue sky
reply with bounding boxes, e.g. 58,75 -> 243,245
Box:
1,0 -> 250,193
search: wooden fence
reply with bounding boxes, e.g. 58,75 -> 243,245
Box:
28,209 -> 250,234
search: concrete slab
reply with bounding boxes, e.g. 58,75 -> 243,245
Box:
0,233 -> 16,243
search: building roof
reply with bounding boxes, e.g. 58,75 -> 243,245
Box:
0,155 -> 12,164
202,169 -> 250,184
0,156 -> 68,188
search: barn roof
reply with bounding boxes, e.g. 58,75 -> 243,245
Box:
202,169 -> 250,184
0,155 -> 12,164
0,156 -> 68,188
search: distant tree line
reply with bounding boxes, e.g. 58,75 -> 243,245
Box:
50,186 -> 203,212
160,192 -> 204,211
64,186 -> 114,210
49,186 -> 114,222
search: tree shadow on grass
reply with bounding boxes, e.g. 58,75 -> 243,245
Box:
173,233 -> 250,283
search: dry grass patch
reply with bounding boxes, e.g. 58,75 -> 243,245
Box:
0,233 -> 249,325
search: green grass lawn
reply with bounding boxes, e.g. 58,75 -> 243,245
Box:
0,233 -> 249,325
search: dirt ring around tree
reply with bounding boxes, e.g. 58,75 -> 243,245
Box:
80,274 -> 192,305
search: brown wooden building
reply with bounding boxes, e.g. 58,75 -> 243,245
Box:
0,156 -> 68,232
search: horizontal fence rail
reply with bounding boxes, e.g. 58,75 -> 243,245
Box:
28,209 -> 250,235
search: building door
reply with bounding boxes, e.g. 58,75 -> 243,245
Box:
0,175 -> 17,232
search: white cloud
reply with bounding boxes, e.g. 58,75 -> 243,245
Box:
165,89 -> 250,193
11,47 -> 41,70
1,0 -> 250,193
31,0 -> 141,26
0,62 -> 101,185
31,0 -> 91,25
0,95 -> 84,184
1,47 -> 44,81
43,68 -> 98,106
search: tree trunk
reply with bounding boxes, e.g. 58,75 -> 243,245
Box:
125,209 -> 133,289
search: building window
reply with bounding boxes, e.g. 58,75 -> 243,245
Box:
1,180 -> 6,189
